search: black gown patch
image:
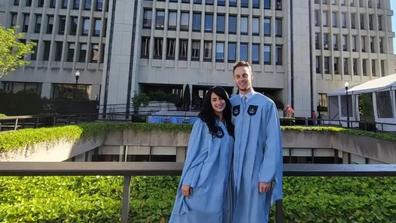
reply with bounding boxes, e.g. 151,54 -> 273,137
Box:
233,105 -> 240,116
215,127 -> 224,138
247,105 -> 258,116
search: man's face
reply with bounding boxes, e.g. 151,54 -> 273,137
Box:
233,66 -> 253,92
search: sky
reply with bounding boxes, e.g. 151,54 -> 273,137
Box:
392,1 -> 396,53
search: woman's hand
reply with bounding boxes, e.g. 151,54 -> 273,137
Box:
258,182 -> 272,193
181,185 -> 192,197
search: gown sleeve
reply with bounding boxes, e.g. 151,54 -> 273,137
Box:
180,119 -> 208,188
258,102 -> 282,183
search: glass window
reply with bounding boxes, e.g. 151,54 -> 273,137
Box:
360,14 -> 365,29
37,0 -> 44,7
81,17 -> 90,35
353,58 -> 358,75
252,17 -> 259,35
204,41 -> 212,61
264,44 -> 271,65
276,0 -> 282,10
42,41 -> 51,61
316,56 -> 321,73
73,0 -> 79,9
217,0 -> 225,6
361,36 -> 366,52
371,59 -> 376,76
229,0 -> 237,7
240,16 -> 248,35
323,33 -> 329,50
205,0 -> 213,5
351,13 -> 356,29
362,59 -> 367,75
216,14 -> 225,33
46,15 -> 54,34
84,0 -> 91,10
344,58 -> 349,75
264,17 -> 271,36
61,0 -> 68,9
166,38 -> 176,60
334,57 -> 339,74
22,14 -> 30,33
70,16 -> 78,35
58,16 -> 66,34
342,12 -> 347,28
34,14 -> 42,33
192,12 -> 201,32
179,39 -> 188,60
143,9 -> 152,28
180,12 -> 189,31
241,0 -> 248,8
49,0 -> 56,8
240,43 -> 248,61
276,45 -> 282,65
154,38 -> 163,59
67,42 -> 75,62
315,10 -> 320,26
333,34 -> 338,50
191,40 -> 200,61
168,11 -> 177,30
95,0 -> 103,11
204,13 -> 213,32
253,0 -> 259,8
275,18 -> 282,37
155,10 -> 165,30
323,11 -> 329,27
324,56 -> 330,73
229,15 -> 237,34
264,0 -> 270,9
93,18 -> 102,36
216,42 -> 224,62
141,37 -> 150,58
90,43 -> 100,62
228,42 -> 236,62
315,33 -> 321,49
78,43 -> 87,62
332,12 -> 338,27
10,12 -> 17,27
252,43 -> 260,64
376,91 -> 393,118
55,42 -> 63,62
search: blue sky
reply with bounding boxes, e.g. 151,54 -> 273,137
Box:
392,1 -> 396,53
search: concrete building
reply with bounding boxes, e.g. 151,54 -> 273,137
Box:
0,0 -> 394,117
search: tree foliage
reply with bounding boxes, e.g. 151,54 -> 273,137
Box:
0,26 -> 35,78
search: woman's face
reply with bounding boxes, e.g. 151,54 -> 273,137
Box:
211,92 -> 226,114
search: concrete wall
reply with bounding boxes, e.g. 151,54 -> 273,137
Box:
1,129 -> 394,163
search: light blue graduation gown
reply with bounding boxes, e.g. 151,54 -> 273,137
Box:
230,91 -> 283,223
169,118 -> 234,223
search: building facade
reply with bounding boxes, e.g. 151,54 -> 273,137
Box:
0,0 -> 394,117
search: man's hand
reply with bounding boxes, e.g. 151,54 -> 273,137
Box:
181,185 -> 192,197
258,182 -> 272,193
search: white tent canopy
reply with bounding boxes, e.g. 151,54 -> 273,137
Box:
329,73 -> 396,96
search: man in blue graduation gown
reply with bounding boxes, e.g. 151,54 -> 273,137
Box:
230,61 -> 283,223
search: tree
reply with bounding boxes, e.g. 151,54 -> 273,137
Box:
0,26 -> 35,78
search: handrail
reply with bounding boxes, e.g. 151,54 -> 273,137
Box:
0,163 -> 395,223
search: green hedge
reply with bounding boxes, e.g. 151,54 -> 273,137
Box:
0,122 -> 395,152
0,176 -> 394,222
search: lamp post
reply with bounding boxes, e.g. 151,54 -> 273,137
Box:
74,70 -> 80,100
344,81 -> 350,128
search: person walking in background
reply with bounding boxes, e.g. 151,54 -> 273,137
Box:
169,87 -> 234,223
230,61 -> 283,223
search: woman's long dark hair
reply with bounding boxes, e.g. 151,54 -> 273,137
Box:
198,87 -> 234,137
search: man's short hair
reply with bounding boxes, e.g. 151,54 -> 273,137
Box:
233,61 -> 252,74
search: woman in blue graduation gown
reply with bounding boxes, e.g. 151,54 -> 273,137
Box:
169,87 -> 234,223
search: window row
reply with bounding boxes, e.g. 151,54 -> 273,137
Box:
140,37 -> 283,65
315,10 -> 385,31
316,56 -> 386,76
28,40 -> 104,63
314,0 -> 384,9
315,33 -> 386,53
143,10 -> 283,36
13,0 -> 107,11
146,0 -> 283,10
9,13 -> 106,37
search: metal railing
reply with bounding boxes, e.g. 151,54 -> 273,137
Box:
0,162 -> 394,223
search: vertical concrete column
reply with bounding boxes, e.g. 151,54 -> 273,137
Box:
291,0 -> 311,117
